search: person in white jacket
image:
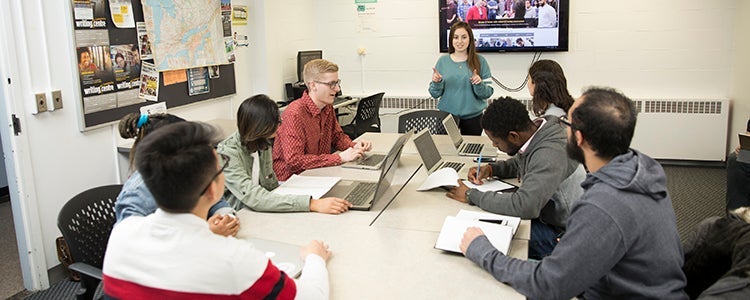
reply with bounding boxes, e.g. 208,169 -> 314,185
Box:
103,122 -> 331,299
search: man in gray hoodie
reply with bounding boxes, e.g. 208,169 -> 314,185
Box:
459,87 -> 687,299
447,97 -> 585,259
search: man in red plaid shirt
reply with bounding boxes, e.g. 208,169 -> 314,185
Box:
273,59 -> 372,181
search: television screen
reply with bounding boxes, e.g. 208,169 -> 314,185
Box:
297,50 -> 322,83
439,0 -> 569,53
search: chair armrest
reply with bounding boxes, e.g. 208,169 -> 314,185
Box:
69,262 -> 103,281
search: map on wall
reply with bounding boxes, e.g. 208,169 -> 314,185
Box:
141,0 -> 227,71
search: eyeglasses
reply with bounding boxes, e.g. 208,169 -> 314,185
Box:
559,115 -> 574,129
313,79 -> 342,89
199,153 -> 230,196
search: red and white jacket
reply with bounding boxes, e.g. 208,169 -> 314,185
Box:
103,210 -> 329,299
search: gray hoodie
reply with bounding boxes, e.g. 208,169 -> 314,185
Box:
465,150 -> 688,299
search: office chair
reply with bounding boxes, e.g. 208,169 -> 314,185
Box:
398,110 -> 451,135
340,92 -> 385,140
57,184 -> 123,300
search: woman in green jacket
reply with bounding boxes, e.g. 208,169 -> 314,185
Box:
217,94 -> 352,214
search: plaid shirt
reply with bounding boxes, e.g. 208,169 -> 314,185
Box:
272,92 -> 354,180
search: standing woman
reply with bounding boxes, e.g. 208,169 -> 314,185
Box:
218,94 -> 352,214
429,21 -> 494,135
527,59 -> 574,117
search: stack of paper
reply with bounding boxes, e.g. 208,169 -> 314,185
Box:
416,167 -> 516,192
272,175 -> 341,199
434,209 -> 520,255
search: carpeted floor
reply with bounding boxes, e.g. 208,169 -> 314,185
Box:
12,164 -> 731,299
0,200 -> 24,300
664,165 -> 727,241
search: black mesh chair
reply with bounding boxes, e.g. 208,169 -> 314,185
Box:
340,92 -> 385,140
397,110 -> 451,135
57,184 -> 122,300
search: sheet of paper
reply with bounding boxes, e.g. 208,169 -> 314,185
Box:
462,179 -> 516,193
416,167 -> 459,191
434,216 -> 513,254
455,209 -> 522,235
273,175 -> 341,199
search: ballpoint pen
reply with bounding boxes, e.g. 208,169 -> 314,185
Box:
478,219 -> 507,226
476,153 -> 482,181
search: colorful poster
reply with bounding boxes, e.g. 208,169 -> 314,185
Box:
108,0 -> 135,28
72,0 -> 107,29
139,62 -> 159,101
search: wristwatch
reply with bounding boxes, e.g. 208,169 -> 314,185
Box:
464,188 -> 472,203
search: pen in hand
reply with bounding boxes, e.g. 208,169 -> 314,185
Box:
476,153 -> 482,183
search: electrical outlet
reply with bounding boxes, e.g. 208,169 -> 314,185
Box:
35,93 -> 48,113
52,90 -> 63,110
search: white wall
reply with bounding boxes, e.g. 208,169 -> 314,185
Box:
729,0 -> 750,151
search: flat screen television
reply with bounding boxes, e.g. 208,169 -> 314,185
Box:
297,50 -> 323,83
439,0 -> 569,53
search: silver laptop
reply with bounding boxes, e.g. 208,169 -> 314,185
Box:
342,131 -> 414,170
249,238 -> 304,278
330,133 -> 408,210
442,115 -> 497,157
413,128 -> 466,175
739,133 -> 750,163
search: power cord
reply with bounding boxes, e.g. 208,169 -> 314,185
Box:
491,51 -> 542,92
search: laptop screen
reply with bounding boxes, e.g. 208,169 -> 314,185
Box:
442,115 -> 463,148
413,129 -> 442,170
371,137 -> 406,203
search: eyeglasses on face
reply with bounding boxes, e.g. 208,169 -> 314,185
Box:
312,79 -> 342,89
199,153 -> 230,196
559,115 -> 574,129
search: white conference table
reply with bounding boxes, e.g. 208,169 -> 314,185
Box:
235,132 -> 528,299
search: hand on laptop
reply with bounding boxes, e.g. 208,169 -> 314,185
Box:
311,197 -> 352,214
208,213 -> 240,237
302,240 -> 331,262
353,139 -> 372,152
467,165 -> 493,185
339,147 -> 364,162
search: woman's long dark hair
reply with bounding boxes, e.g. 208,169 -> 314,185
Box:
528,59 -> 574,116
237,94 -> 281,153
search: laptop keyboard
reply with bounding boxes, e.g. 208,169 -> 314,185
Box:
438,161 -> 465,172
460,143 -> 483,154
345,182 -> 378,205
357,154 -> 385,167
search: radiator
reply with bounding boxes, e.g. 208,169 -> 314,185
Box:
375,96 -> 729,162
629,99 -> 728,162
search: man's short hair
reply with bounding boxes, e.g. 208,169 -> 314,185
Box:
135,122 -> 221,212
572,87 -> 637,159
481,96 -> 534,138
303,59 -> 338,84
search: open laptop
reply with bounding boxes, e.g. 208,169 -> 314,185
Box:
329,135 -> 407,210
342,131 -> 413,170
442,115 -> 496,157
739,133 -> 750,163
248,238 -> 304,278
413,128 -> 466,175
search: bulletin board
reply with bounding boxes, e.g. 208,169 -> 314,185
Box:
71,0 -> 236,130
